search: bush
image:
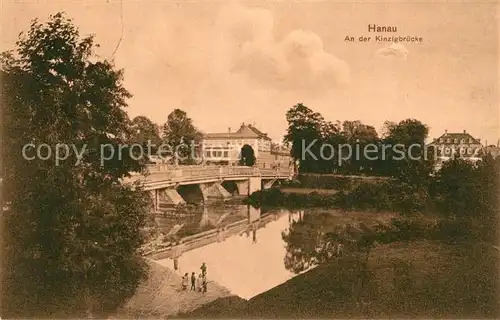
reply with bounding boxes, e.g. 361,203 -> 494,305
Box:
281,179 -> 302,188
246,188 -> 286,207
386,215 -> 436,241
297,174 -> 353,190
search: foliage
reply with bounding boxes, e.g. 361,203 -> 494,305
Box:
284,103 -> 326,173
430,156 -> 499,243
432,157 -> 488,216
239,144 -> 256,166
130,116 -> 162,154
162,108 -> 202,164
248,179 -> 427,214
283,104 -> 434,178
338,120 -> 380,174
280,179 -> 302,188
1,13 -> 149,317
296,174 -> 352,190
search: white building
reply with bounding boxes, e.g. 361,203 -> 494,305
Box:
201,123 -> 291,168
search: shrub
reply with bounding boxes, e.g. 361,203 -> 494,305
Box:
432,217 -> 479,243
297,174 -> 353,190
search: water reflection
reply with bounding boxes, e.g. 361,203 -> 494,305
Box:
157,205 -> 300,300
200,206 -> 209,228
156,206 -> 382,300
281,210 -> 387,274
158,207 -> 497,317
154,203 -> 249,238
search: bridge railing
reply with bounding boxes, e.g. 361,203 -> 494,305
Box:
223,166 -> 258,176
126,165 -> 295,186
144,164 -> 293,173
180,167 -> 221,179
260,167 -> 294,176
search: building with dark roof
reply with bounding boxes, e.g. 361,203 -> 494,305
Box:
427,129 -> 483,170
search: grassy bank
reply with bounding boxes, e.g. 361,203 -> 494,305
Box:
180,240 -> 499,318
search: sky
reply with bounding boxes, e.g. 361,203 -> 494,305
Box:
2,0 -> 499,144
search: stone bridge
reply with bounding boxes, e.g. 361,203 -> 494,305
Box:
124,165 -> 294,211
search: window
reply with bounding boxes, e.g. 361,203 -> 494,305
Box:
469,138 -> 473,143
439,138 -> 443,143
454,139 -> 458,143
223,151 -> 228,158
447,138 -> 451,143
460,139 -> 465,144
206,151 -> 211,157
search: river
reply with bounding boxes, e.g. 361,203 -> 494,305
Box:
145,203 -> 498,319
155,205 -> 302,299
154,203 -> 393,300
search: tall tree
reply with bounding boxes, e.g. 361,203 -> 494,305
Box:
130,115 -> 161,154
239,144 -> 256,166
340,120 -> 380,174
341,120 -> 378,143
318,120 -> 344,173
380,119 -> 432,180
284,103 -> 325,173
162,109 -> 202,164
1,13 -> 149,317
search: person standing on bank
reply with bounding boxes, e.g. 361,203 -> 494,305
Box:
190,272 -> 196,291
200,262 -> 207,276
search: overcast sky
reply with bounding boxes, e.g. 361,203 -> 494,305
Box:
3,0 -> 499,144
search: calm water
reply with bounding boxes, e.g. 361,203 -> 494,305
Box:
154,205 -> 498,318
156,205 -> 308,300
155,204 -> 390,300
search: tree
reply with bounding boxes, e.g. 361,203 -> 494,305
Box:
130,116 -> 161,153
339,121 -> 380,174
341,120 -> 378,144
284,103 -> 325,173
1,13 -> 149,317
239,144 -> 256,166
431,157 -> 497,221
162,109 -> 202,164
379,119 -> 432,180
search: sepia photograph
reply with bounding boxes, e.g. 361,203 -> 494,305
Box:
1,0 -> 499,318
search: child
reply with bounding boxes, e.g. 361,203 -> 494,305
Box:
202,274 -> 207,293
190,272 -> 196,291
197,274 -> 203,292
181,273 -> 188,290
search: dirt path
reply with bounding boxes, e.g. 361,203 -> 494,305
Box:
115,259 -> 235,318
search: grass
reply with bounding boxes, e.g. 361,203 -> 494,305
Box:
180,240 -> 499,318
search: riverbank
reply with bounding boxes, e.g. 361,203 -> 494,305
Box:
247,181 -> 428,214
180,240 -> 499,318
280,187 -> 338,195
115,259 -> 235,318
